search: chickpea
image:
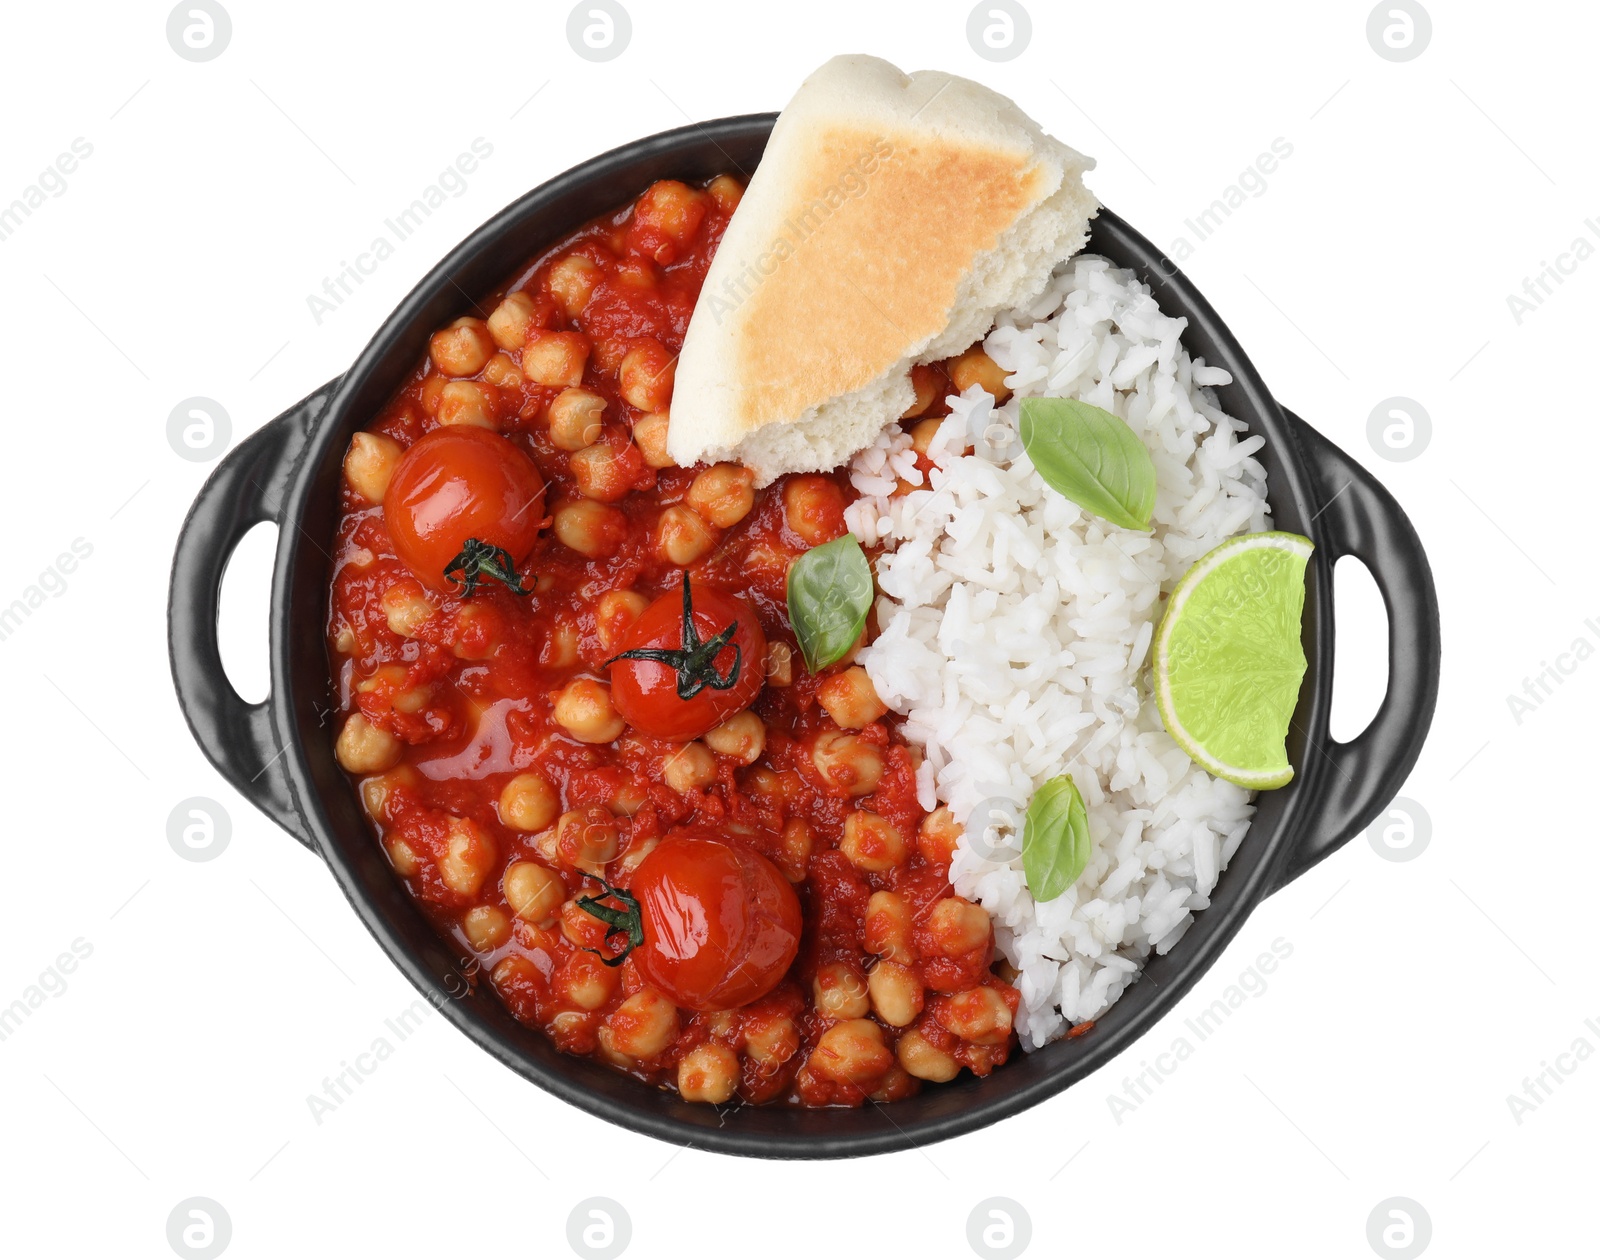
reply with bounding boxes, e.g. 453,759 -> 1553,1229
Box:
343,432 -> 403,503
354,663 -> 406,698
521,330 -> 591,388
868,961 -> 924,1027
910,414 -> 944,456
493,953 -> 545,997
927,898 -> 992,956
487,291 -> 544,352
595,590 -> 649,653
503,860 -> 565,925
385,834 -> 422,877
864,891 -> 915,963
611,784 -> 651,822
813,961 -> 869,1020
555,808 -> 622,873
419,374 -> 445,417
868,1064 -> 916,1104
361,766 -> 416,824
498,772 -> 560,832
381,584 -> 436,638
817,667 -> 887,730
335,713 -> 401,774
547,1009 -> 599,1055
632,410 -> 674,468
901,363 -> 943,419
462,904 -> 511,952
896,1026 -> 961,1083
935,986 -> 1014,1046
571,440 -> 636,503
625,258 -> 664,290
632,180 -> 708,258
602,988 -> 680,1060
546,254 -> 601,320
560,896 -> 609,951
663,742 -> 716,794
558,950 -> 621,1011
357,651 -> 405,695
430,317 -> 494,377
390,670 -> 436,710
765,641 -> 794,687
603,262 -> 646,295
840,811 -> 907,873
591,1025 -> 634,1069
810,731 -> 884,797
743,767 -> 785,799
703,711 -> 764,765
833,627 -> 867,668
917,806 -> 962,868
808,1018 -> 893,1086
541,620 -> 581,669
591,334 -> 630,377
391,682 -> 433,715
949,347 -> 1011,401
553,678 -> 625,744
743,1012 -> 799,1067
617,831 -> 656,869
553,500 -> 627,559
707,174 -> 744,214
774,817 -> 813,883
439,817 -> 496,897
492,952 -> 550,1016
547,388 -> 607,451
619,339 -> 675,412
686,463 -> 756,529
435,380 -> 497,429
481,351 -> 522,389
782,475 -> 845,546
655,504 -> 716,566
678,1042 -> 739,1104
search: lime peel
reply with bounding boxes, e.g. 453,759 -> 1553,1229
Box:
1153,531 -> 1313,790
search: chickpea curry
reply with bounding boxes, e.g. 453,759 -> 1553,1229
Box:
327,174 -> 1022,1106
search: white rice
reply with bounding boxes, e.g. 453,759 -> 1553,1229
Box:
845,255 -> 1273,1049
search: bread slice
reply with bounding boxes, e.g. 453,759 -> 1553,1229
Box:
667,54 -> 1098,483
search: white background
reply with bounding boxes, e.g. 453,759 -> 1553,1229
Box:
1,1 -> 1592,1257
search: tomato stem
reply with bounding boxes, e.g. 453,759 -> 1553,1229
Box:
576,879 -> 644,967
604,573 -> 742,700
443,537 -> 531,598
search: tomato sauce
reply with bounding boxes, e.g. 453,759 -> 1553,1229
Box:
326,175 -> 1020,1106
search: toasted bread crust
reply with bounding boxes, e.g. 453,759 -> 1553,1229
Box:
727,128 -> 1045,425
668,55 -> 1097,481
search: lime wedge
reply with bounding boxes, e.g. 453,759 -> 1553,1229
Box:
1153,531 -> 1313,790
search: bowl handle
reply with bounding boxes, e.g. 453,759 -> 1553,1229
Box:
167,379 -> 341,852
1271,409 -> 1442,890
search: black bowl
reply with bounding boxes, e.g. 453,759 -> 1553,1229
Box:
169,114 -> 1440,1158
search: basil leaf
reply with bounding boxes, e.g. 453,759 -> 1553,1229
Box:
1019,398 -> 1156,530
1022,774 -> 1091,902
787,533 -> 873,673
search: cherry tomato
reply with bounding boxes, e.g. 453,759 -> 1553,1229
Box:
383,427 -> 545,593
630,831 -> 800,1011
607,578 -> 766,741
